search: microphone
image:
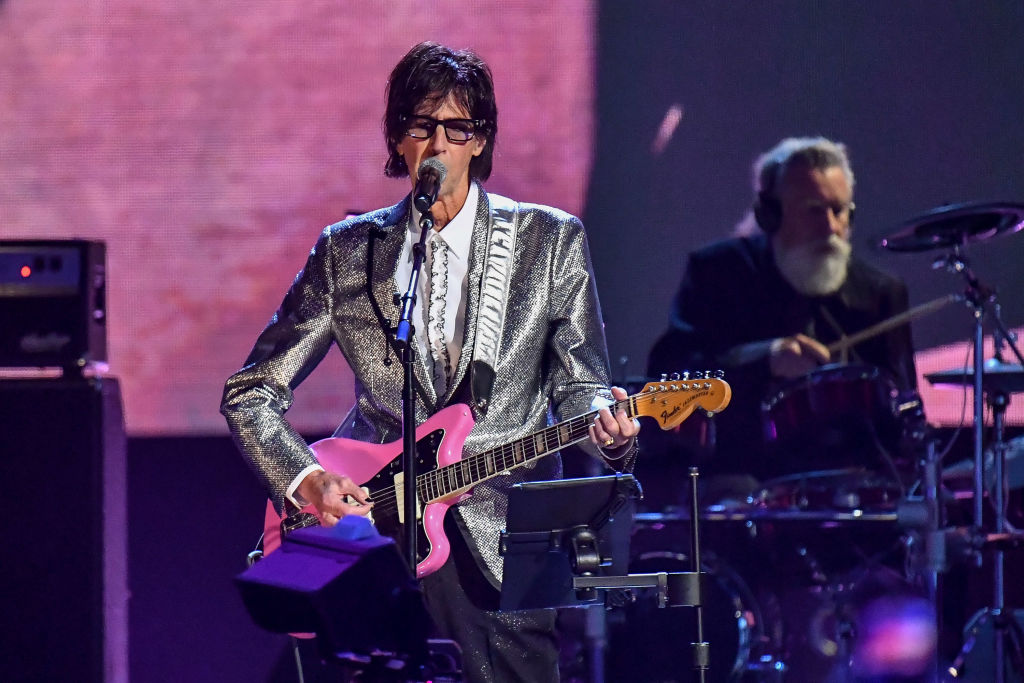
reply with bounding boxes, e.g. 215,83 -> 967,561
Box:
413,158 -> 447,213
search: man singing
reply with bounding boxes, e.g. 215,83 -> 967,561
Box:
222,42 -> 637,682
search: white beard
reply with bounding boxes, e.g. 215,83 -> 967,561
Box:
773,234 -> 852,296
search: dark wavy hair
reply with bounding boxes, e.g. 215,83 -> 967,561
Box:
383,42 -> 498,180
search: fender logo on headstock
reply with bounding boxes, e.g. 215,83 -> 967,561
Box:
637,376 -> 731,431
660,405 -> 681,425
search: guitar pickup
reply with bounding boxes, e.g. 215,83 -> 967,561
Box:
392,472 -> 421,524
343,487 -> 375,525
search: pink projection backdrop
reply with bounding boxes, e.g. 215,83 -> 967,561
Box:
0,1 -> 596,434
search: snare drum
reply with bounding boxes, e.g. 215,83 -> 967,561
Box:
761,364 -> 900,476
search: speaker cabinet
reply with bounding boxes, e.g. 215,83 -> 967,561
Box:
0,377 -> 128,682
0,240 -> 107,369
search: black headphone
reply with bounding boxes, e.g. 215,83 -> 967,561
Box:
753,190 -> 782,234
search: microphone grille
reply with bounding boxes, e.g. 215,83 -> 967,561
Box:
418,157 -> 448,184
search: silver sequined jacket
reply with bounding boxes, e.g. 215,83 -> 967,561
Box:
221,185 -> 627,584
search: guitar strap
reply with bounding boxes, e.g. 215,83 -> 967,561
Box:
470,193 -> 519,413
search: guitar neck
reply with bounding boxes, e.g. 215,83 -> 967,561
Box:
419,397 -> 637,502
416,374 -> 731,504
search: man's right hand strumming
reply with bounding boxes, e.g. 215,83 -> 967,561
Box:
296,469 -> 373,526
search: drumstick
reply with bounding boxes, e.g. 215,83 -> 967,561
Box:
827,293 -> 961,355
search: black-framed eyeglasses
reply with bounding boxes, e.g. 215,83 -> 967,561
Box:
401,115 -> 484,143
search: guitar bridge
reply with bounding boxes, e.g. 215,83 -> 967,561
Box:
280,511 -> 320,538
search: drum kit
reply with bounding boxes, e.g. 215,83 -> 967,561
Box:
612,201 -> 1024,682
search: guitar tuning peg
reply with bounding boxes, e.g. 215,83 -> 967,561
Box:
659,373 -> 668,382
681,371 -> 690,380
670,372 -> 680,381
714,369 -> 725,379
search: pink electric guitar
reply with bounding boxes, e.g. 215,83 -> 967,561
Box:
262,374 -> 731,578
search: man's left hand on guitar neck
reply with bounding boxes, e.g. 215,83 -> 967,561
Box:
589,386 -> 640,457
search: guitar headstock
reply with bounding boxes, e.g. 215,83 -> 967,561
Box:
633,371 -> 732,430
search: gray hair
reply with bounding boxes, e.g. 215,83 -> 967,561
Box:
754,136 -> 855,199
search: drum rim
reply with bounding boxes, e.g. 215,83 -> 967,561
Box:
761,362 -> 896,411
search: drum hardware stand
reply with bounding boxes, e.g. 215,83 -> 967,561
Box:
938,248 -> 1024,681
688,467 -> 710,683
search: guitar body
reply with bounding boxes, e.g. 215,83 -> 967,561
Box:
262,403 -> 476,578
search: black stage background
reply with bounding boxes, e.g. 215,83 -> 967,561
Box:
586,1 -> 1024,379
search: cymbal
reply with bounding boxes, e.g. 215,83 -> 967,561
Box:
879,200 -> 1024,253
925,358 -> 1024,393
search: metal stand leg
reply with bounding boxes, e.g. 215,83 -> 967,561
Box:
689,468 -> 709,683
583,605 -> 607,683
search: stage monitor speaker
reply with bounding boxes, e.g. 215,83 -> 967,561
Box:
0,240 -> 106,369
236,521 -> 430,661
0,377 -> 128,683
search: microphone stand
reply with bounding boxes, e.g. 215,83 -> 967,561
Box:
394,209 -> 434,573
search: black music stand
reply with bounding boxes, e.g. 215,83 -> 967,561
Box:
499,473 -> 711,680
499,474 -> 640,610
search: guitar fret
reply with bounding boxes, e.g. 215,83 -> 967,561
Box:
558,423 -> 570,445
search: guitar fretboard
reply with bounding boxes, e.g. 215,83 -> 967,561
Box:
417,396 -> 637,502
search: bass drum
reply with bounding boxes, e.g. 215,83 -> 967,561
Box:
606,550 -> 772,683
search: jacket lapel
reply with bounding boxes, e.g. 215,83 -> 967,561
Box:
369,196 -> 439,410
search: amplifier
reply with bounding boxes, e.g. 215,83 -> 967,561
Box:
0,240 -> 106,369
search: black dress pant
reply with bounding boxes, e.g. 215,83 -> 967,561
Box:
418,515 -> 560,683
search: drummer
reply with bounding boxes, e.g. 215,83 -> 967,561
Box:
648,136 -> 918,495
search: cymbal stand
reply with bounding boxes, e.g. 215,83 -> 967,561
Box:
938,247 -> 990,538
941,247 -> 1024,681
